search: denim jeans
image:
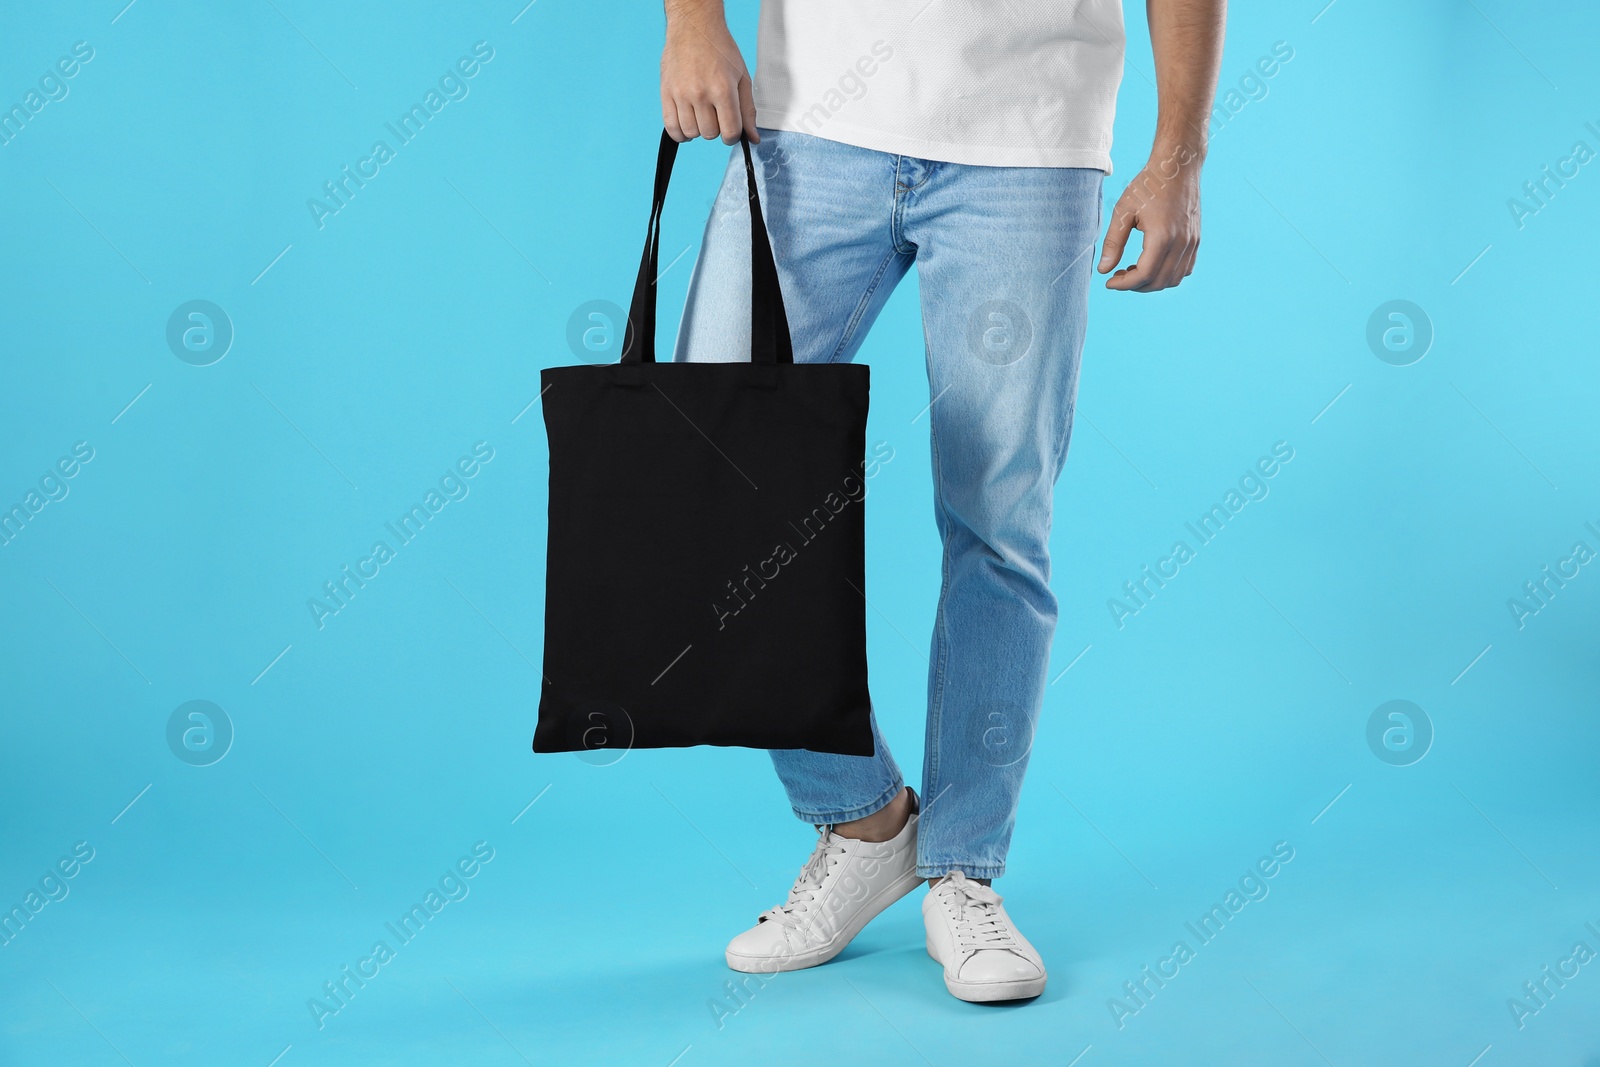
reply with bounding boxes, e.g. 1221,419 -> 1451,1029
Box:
673,129 -> 1103,879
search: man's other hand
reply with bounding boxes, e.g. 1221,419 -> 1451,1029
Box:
1097,144 -> 1204,293
662,0 -> 758,145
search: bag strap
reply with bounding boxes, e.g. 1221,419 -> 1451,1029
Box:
620,130 -> 793,365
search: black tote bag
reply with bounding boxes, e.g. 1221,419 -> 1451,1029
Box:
533,131 -> 874,757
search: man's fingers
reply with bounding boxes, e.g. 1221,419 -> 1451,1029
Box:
692,101 -> 723,141
1104,266 -> 1141,291
663,98 -> 687,142
1103,257 -> 1140,289
738,77 -> 760,143
664,88 -> 751,144
1131,234 -> 1179,291
663,111 -> 685,143
1105,232 -> 1166,291
1097,206 -> 1137,273
1171,243 -> 1196,286
714,96 -> 743,144
1108,233 -> 1198,292
1104,238 -> 1169,291
1146,235 -> 1197,290
670,97 -> 702,141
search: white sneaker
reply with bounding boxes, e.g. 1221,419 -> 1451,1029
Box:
923,870 -> 1047,1001
726,790 -> 920,974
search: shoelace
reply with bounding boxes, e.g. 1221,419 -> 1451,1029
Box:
758,827 -> 847,931
938,870 -> 1019,951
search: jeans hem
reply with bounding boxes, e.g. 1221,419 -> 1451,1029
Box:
917,862 -> 1006,880
791,778 -> 904,826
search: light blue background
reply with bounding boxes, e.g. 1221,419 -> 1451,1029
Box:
3,2 -> 1598,1065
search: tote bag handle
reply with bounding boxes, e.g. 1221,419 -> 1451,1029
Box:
620,130 -> 794,366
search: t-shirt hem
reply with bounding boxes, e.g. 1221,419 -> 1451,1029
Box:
754,110 -> 1114,174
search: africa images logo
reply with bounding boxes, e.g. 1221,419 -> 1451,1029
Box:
306,42 -> 495,229
711,442 -> 894,630
307,442 -> 495,629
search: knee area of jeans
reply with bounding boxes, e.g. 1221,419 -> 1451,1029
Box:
944,523 -> 1052,586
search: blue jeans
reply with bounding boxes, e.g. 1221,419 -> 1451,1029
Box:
673,129 -> 1103,879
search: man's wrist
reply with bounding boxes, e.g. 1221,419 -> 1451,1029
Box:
665,0 -> 725,32
1149,134 -> 1207,176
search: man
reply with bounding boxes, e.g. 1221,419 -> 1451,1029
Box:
662,0 -> 1224,1002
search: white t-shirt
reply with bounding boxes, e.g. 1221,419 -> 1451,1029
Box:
752,1 -> 1126,171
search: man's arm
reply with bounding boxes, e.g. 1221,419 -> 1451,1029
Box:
662,0 -> 759,144
1098,0 -> 1227,292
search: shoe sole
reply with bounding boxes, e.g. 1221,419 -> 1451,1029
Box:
926,940 -> 1047,1002
725,867 -> 922,974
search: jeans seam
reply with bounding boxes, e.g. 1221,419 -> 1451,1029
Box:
890,157 -> 917,257
829,248 -> 904,364
789,776 -> 904,826
1049,360 -> 1078,489
1044,177 -> 1103,505
918,861 -> 1006,879
923,348 -> 954,841
893,156 -> 936,192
